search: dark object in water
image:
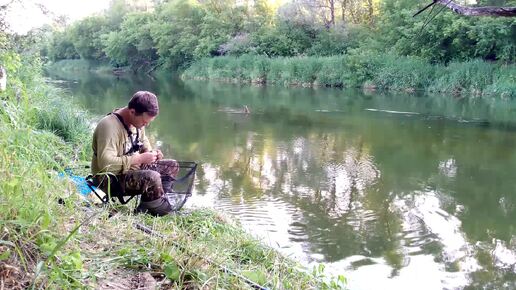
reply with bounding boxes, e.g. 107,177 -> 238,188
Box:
112,68 -> 126,76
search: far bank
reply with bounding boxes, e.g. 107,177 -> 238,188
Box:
181,54 -> 515,98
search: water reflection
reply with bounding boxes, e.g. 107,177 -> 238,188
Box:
47,70 -> 516,290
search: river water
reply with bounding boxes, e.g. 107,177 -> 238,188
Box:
47,70 -> 515,290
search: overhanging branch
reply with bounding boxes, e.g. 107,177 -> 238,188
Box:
414,0 -> 516,17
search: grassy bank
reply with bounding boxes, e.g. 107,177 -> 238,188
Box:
182,54 -> 516,98
0,52 -> 337,288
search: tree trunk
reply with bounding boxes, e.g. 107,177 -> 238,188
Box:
341,0 -> 347,22
367,0 -> 374,24
329,0 -> 335,26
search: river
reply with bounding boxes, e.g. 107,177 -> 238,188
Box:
47,69 -> 515,290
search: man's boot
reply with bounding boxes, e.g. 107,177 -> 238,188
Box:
135,196 -> 173,216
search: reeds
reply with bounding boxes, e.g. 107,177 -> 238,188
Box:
183,54 -> 515,97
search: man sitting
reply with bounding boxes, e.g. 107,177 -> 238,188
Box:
91,91 -> 179,216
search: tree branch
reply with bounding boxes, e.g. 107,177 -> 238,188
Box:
434,0 -> 516,17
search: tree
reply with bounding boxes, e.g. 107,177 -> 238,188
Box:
378,0 -> 516,62
68,16 -> 108,60
103,12 -> 158,70
46,30 -> 79,61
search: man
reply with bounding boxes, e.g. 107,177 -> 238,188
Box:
91,91 -> 179,216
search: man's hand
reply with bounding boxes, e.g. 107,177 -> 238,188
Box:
155,149 -> 164,161
134,151 -> 157,165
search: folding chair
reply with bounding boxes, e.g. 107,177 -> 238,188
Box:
85,161 -> 198,211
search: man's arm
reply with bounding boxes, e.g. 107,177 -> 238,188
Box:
95,121 -> 134,174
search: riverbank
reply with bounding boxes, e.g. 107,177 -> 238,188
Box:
0,53 -> 335,288
182,54 -> 516,98
45,59 -> 115,74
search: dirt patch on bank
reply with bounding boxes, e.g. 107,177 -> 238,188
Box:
96,269 -> 157,290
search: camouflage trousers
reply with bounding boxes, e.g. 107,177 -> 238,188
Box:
95,159 -> 179,202
123,159 -> 180,201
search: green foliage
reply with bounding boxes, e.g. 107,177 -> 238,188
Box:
41,0 -> 515,73
150,0 -> 205,68
105,0 -> 134,28
252,20 -> 318,57
138,209 -> 324,289
45,30 -> 80,61
307,25 -> 365,56
282,57 -> 322,85
103,12 -> 157,68
0,46 -> 97,289
378,0 -> 516,62
69,16 -> 109,60
242,269 -> 267,285
340,49 -> 384,87
163,262 -> 181,281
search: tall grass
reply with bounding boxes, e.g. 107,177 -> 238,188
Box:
32,87 -> 91,144
0,51 -> 92,288
182,54 -> 516,97
429,60 -> 501,95
372,55 -> 435,91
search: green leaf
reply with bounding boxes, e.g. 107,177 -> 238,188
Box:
6,179 -> 19,188
39,241 -> 57,256
0,249 -> 11,261
241,269 -> 267,286
160,252 -> 173,263
163,262 -> 180,281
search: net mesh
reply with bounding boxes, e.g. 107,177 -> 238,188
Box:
166,161 -> 197,211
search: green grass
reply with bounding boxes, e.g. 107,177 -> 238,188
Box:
1,51 -> 335,289
32,87 -> 91,144
182,54 -> 515,97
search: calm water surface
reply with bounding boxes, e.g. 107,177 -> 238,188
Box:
47,70 -> 516,290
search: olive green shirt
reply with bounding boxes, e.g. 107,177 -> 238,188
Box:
91,113 -> 152,175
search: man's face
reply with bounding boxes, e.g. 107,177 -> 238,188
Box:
131,111 -> 156,129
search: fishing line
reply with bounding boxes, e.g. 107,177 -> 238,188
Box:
419,0 -> 453,37
417,2 -> 437,37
